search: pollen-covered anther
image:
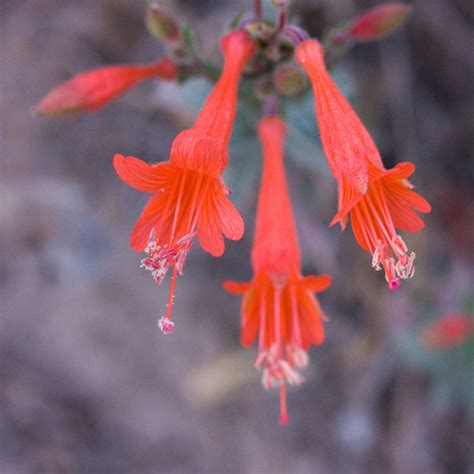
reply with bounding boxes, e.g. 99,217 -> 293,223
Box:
140,229 -> 196,284
286,343 -> 309,369
389,235 -> 416,280
256,345 -> 305,390
371,245 -> 382,270
175,232 -> 196,275
158,316 -> 175,335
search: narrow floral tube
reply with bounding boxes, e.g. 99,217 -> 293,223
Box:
224,115 -> 332,424
114,30 -> 256,333
295,38 -> 431,289
35,58 -> 177,116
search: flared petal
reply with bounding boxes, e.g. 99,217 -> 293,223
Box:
114,154 -> 175,192
298,290 -> 326,346
197,195 -> 225,257
241,288 -> 260,347
213,186 -> 245,241
301,274 -> 333,293
330,174 -> 364,228
130,193 -> 170,251
223,281 -> 251,294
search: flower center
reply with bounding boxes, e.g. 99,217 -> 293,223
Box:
140,168 -> 213,333
352,179 -> 416,288
254,281 -> 310,424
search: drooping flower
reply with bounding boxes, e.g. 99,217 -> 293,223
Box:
295,38 -> 431,289
35,58 -> 177,116
224,116 -> 332,424
114,30 -> 256,333
421,314 -> 473,351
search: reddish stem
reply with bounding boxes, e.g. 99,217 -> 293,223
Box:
277,9 -> 287,32
255,0 -> 262,19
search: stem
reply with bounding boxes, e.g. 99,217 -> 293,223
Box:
277,9 -> 287,32
269,8 -> 288,44
255,0 -> 262,19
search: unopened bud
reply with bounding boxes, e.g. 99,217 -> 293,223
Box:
146,2 -> 181,43
273,63 -> 307,96
243,20 -> 274,43
271,0 -> 290,11
34,59 -> 177,117
349,3 -> 412,42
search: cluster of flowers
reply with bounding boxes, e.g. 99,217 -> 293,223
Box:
37,2 -> 431,423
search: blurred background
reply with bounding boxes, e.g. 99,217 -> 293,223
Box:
1,0 -> 473,473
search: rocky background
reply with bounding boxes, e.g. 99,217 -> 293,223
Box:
1,1 -> 473,473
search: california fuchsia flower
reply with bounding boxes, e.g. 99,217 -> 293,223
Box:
421,314 -> 473,351
224,116 -> 332,424
35,58 -> 177,116
114,30 -> 256,333
295,39 -> 431,289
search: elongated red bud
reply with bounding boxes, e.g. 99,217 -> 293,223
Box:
349,3 -> 412,41
35,58 -> 177,117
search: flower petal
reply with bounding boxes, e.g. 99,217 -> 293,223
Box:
223,281 -> 251,294
213,186 -> 244,241
197,195 -> 225,256
170,130 -> 223,178
301,274 -> 332,293
241,289 -> 260,347
298,290 -> 325,346
113,154 -> 174,192
130,193 -> 170,251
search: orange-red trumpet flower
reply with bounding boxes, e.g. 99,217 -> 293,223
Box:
224,116 -> 332,424
114,30 -> 256,333
296,38 -> 431,288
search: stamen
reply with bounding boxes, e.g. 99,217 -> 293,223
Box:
164,265 -> 178,321
353,191 -> 417,288
255,344 -> 305,390
279,384 -> 289,425
190,177 -> 213,232
258,285 -> 267,353
287,344 -> 308,369
289,285 -> 303,348
169,171 -> 187,243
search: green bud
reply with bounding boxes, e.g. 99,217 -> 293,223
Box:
272,63 -> 307,96
146,2 -> 180,43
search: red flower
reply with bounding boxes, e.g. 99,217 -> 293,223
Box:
295,39 -> 431,289
224,116 -> 332,424
114,30 -> 256,333
421,314 -> 473,351
35,58 -> 177,116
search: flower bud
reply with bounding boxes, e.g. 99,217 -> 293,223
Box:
146,2 -> 181,43
271,0 -> 289,11
272,63 -> 307,96
243,20 -> 274,43
349,3 -> 412,42
35,59 -> 177,117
